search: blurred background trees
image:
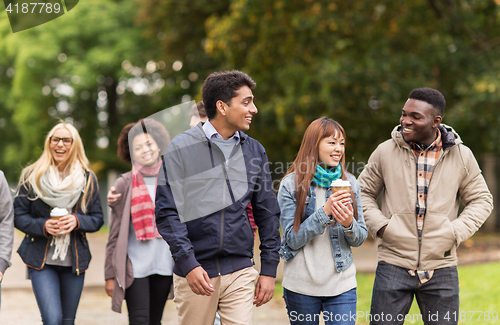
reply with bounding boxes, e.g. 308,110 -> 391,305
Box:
0,0 -> 499,227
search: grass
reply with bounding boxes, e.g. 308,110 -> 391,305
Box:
274,262 -> 500,325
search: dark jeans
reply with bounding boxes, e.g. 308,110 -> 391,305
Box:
370,262 -> 459,325
29,265 -> 85,325
125,274 -> 173,325
283,287 -> 357,325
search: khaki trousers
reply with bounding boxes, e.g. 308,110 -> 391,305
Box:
173,266 -> 259,325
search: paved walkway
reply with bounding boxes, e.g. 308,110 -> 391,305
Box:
2,231 -> 497,324
0,232 -> 302,324
1,232 -> 377,324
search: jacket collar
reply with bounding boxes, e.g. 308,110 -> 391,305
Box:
187,122 -> 248,145
391,123 -> 462,151
202,119 -> 241,142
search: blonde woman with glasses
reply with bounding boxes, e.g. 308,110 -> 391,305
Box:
14,122 -> 104,325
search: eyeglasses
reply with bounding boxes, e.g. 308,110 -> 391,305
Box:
50,137 -> 73,145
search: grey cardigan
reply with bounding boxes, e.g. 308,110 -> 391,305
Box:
104,172 -> 135,313
0,171 -> 14,276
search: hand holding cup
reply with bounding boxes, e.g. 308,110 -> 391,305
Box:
46,208 -> 77,236
323,180 -> 353,227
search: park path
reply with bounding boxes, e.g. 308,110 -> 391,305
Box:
0,232 -> 301,324
2,231 -> 498,324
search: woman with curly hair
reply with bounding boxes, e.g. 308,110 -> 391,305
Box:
14,122 -> 104,325
105,118 -> 174,325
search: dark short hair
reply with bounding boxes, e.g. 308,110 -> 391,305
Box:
189,101 -> 207,118
408,88 -> 445,115
202,70 -> 256,119
117,119 -> 170,164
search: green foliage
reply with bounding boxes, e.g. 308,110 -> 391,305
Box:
136,0 -> 232,104
0,0 -> 163,180
0,0 -> 499,184
203,0 -> 500,177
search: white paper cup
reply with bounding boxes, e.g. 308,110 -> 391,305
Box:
50,207 -> 68,234
330,179 -> 351,194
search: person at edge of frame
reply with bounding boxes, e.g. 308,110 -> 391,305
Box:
358,87 -> 493,325
0,169 -> 14,310
155,70 -> 281,325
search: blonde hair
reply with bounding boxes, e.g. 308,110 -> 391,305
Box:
18,122 -> 95,213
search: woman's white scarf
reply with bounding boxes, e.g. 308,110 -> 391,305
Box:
32,162 -> 86,261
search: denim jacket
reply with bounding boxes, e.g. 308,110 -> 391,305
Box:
278,172 -> 367,272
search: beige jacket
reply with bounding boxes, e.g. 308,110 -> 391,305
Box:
358,124 -> 493,270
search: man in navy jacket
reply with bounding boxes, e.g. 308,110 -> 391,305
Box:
155,70 -> 281,325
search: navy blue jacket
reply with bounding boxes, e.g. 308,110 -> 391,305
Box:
14,172 -> 104,275
155,123 -> 281,278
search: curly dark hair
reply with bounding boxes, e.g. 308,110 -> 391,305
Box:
409,88 -> 445,115
202,70 -> 256,119
117,119 -> 171,164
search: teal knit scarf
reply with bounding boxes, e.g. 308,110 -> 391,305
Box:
311,164 -> 342,188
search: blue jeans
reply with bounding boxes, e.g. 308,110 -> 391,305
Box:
370,262 -> 459,325
29,265 -> 85,325
283,287 -> 357,325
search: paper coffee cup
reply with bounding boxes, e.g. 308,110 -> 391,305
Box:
50,207 -> 68,235
50,207 -> 68,220
330,179 -> 351,194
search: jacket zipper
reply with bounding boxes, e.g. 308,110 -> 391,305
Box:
70,206 -> 81,276
408,149 -> 423,268
222,143 -> 241,204
74,232 -> 80,275
217,162 -> 232,276
217,205 -> 224,276
212,141 -> 241,276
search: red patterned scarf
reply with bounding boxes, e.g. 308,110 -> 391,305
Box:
131,160 -> 162,240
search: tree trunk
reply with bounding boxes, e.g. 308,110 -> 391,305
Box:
105,169 -> 119,226
481,154 -> 497,232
